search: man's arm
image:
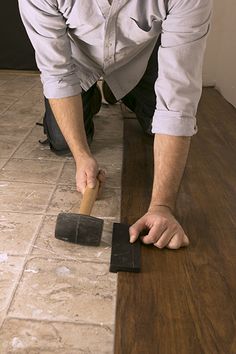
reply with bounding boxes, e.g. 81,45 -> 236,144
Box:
130,134 -> 190,249
49,95 -> 105,193
150,134 -> 190,213
130,0 -> 213,249
19,0 -> 104,192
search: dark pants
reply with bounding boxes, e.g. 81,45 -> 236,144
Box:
43,39 -> 160,154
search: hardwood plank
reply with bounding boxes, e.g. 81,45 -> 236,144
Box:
114,88 -> 236,354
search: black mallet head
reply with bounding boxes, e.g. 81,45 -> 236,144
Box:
55,212 -> 104,246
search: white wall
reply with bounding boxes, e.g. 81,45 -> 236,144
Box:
203,0 -> 236,107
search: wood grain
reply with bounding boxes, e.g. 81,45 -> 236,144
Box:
114,88 -> 236,354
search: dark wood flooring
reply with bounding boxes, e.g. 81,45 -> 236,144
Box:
114,88 -> 236,354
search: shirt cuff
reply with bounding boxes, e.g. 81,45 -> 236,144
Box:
42,76 -> 82,99
151,110 -> 198,137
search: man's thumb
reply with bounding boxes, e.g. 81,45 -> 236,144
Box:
129,220 -> 143,243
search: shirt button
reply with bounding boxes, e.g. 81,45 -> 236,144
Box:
105,43 -> 112,48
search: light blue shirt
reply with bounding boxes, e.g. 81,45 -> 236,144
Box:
19,0 -> 212,136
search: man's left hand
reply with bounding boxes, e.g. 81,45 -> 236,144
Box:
129,206 -> 189,249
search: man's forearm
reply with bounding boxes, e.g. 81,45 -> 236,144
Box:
49,94 -> 91,162
149,134 -> 191,212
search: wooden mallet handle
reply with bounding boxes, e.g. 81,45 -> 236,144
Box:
79,180 -> 100,216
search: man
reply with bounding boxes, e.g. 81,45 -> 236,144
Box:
19,0 -> 212,249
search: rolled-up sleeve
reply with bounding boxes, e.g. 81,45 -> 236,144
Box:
152,0 -> 213,136
18,0 -> 82,98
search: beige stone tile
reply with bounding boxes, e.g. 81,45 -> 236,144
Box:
0,123 -> 30,137
0,135 -> 24,159
0,72 -> 20,81
47,185 -> 120,218
0,95 -> 18,114
58,161 -> 121,189
0,77 -> 39,98
0,159 -> 63,184
9,257 -> 117,325
94,111 -> 123,141
91,139 -> 123,167
57,162 -> 76,186
0,98 -> 44,124
0,110 -> 42,130
0,181 -> 54,213
0,319 -> 113,354
0,79 -> 7,87
0,256 -> 25,324
0,122 -> 30,159
13,126 -> 72,161
32,215 -> 113,261
0,159 -> 7,169
0,213 -> 43,255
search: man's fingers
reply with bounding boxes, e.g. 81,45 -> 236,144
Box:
87,173 -> 97,189
98,169 -> 106,183
97,169 -> 106,198
129,219 -> 146,243
182,233 -> 190,247
141,223 -> 167,245
153,228 -> 175,249
77,174 -> 87,194
166,233 -> 189,249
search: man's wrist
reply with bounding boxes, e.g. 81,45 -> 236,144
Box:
74,148 -> 92,165
148,203 -> 175,214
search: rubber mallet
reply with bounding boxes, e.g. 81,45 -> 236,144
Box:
55,181 -> 103,246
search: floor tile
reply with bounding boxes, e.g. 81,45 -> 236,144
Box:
0,182 -> 54,213
32,215 -> 113,262
0,96 -> 44,128
13,126 -> 71,161
9,257 -> 117,325
0,256 -> 25,324
0,123 -> 30,160
0,72 -> 20,81
91,139 -> 123,167
0,159 -> 7,169
0,124 -> 30,137
0,159 -> 63,184
0,96 -> 18,114
94,112 -> 123,141
47,185 -> 120,218
0,79 -> 7,87
0,110 -> 42,130
0,76 -> 39,98
0,319 -> 113,354
0,135 -> 24,159
58,161 -> 122,188
0,213 -> 43,255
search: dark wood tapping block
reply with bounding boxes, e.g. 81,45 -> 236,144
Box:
109,223 -> 141,273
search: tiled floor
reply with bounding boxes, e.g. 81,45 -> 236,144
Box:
0,72 -> 123,353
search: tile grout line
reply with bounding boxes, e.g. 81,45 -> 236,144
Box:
1,253 -> 112,264
5,315 -> 114,328
0,79 -> 42,117
43,161 -> 67,214
0,125 -> 41,171
0,178 -> 122,188
0,97 -> 20,117
0,210 -> 119,222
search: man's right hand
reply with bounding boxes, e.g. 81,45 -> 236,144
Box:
75,155 -> 106,194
